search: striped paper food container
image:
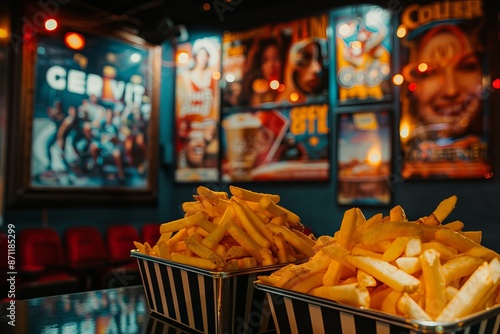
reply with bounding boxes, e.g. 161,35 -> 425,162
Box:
132,251 -> 281,334
255,283 -> 500,334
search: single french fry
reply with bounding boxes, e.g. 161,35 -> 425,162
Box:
144,242 -> 154,255
395,256 -> 421,275
355,208 -> 366,227
202,205 -> 234,249
359,222 -> 424,246
357,213 -> 383,232
432,195 -> 457,223
171,252 -> 218,270
443,220 -> 464,232
171,240 -> 187,252
323,260 -> 342,286
419,249 -> 447,318
435,228 -> 499,261
229,185 -> 280,203
381,290 -> 402,316
237,257 -> 258,269
390,205 -> 407,222
288,271 -> 325,293
441,255 -> 485,285
224,246 -> 251,260
310,283 -> 370,308
436,262 -> 494,321
266,224 -> 315,258
405,237 -> 422,257
460,231 -> 482,244
197,186 -> 228,202
196,217 -> 216,234
345,255 -> 421,293
352,247 -> 383,260
337,207 -> 357,249
160,211 -> 205,234
182,201 -> 205,213
382,237 -> 410,262
397,293 -> 433,321
421,241 -> 457,260
357,270 -> 377,287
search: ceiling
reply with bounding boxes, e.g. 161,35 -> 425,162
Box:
22,0 -> 345,44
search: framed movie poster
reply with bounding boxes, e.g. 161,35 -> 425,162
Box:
221,14 -> 329,108
334,5 -> 393,105
337,110 -> 392,206
174,36 -> 221,183
399,0 -> 492,179
221,104 -> 330,182
7,29 -> 160,206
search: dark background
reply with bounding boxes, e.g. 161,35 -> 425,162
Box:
1,0 -> 499,250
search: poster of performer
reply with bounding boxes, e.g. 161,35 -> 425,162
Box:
175,36 -> 221,182
399,0 -> 492,179
337,111 -> 392,206
334,5 -> 392,104
222,14 -> 329,108
221,104 -> 329,182
30,33 -> 152,188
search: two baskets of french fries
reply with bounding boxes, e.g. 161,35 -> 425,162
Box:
255,195 -> 500,334
131,185 -> 316,333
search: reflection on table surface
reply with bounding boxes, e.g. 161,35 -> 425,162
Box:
0,285 -> 199,334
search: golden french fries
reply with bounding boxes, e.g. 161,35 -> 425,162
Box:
134,185 -> 312,271
257,195 -> 500,323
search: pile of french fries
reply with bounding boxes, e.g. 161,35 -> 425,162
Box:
257,195 -> 500,322
134,185 -> 316,271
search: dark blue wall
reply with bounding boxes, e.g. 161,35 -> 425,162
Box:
3,3 -> 500,254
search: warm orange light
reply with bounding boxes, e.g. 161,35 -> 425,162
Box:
289,92 -> 299,102
64,32 -> 85,50
400,122 -> 410,139
418,63 -> 428,72
45,19 -> 58,31
212,71 -> 221,80
177,51 -> 189,64
269,80 -> 280,90
397,25 -> 407,38
202,2 -> 211,10
392,74 -> 404,85
277,84 -> 285,92
367,147 -> 382,165
0,28 -> 8,39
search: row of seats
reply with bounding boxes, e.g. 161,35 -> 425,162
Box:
0,223 -> 161,300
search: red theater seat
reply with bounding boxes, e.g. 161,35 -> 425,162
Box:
16,227 -> 79,299
105,224 -> 140,265
102,225 -> 142,289
64,226 -> 111,290
141,223 -> 161,246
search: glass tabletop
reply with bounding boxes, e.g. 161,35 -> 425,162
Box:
0,285 -> 197,334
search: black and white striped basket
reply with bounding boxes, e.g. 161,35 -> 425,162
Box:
255,283 -> 500,334
132,251 -> 280,334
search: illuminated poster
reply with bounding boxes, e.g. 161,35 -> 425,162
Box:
221,104 -> 329,182
174,36 -> 221,182
222,15 -> 329,108
335,5 -> 392,104
337,111 -> 392,206
399,0 -> 492,179
31,33 -> 152,188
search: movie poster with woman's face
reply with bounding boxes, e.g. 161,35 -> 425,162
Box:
334,5 -> 392,104
222,15 -> 329,108
399,0 -> 492,179
174,36 -> 221,182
